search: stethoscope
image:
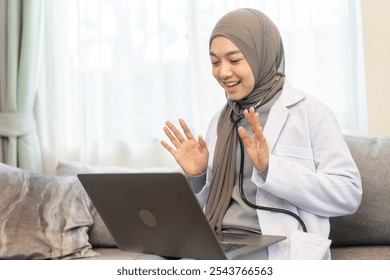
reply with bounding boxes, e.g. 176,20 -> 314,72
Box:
229,99 -> 308,233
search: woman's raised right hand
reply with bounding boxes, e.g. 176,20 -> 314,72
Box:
160,119 -> 209,176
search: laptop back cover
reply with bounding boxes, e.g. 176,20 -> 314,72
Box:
78,172 -> 227,259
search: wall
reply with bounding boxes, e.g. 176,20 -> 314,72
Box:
361,0 -> 390,136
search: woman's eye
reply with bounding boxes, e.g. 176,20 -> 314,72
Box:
211,61 -> 220,66
230,59 -> 241,64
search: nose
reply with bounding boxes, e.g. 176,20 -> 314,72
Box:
219,61 -> 233,79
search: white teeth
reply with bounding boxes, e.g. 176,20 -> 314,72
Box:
225,81 -> 240,87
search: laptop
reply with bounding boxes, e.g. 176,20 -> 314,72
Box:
77,172 -> 286,260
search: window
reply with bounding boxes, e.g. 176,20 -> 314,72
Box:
38,0 -> 366,173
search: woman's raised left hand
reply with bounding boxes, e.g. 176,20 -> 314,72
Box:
237,106 -> 269,172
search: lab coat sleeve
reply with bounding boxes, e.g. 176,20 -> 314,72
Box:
254,104 -> 362,218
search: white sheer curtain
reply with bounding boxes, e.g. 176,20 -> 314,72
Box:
38,0 -> 366,174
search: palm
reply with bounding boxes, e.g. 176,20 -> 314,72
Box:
173,138 -> 208,175
161,119 -> 209,176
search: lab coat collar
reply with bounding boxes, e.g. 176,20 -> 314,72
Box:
278,80 -> 306,107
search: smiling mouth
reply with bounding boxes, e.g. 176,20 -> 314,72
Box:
224,81 -> 241,87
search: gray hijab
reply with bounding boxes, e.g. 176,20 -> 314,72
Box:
205,8 -> 286,232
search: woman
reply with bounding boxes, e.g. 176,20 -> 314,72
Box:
161,8 -> 362,259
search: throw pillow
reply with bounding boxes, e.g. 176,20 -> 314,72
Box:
55,160 -> 135,248
0,163 -> 98,259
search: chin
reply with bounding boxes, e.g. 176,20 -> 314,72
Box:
226,93 -> 246,101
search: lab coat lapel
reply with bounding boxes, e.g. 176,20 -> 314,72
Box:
263,81 -> 305,152
264,103 -> 288,153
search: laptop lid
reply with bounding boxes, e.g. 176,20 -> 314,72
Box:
78,172 -> 285,259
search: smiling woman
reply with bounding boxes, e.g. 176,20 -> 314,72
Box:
160,8 -> 362,260
37,0 -> 366,173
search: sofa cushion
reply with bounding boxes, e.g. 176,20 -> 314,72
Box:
86,248 -> 165,260
329,135 -> 390,246
0,163 -> 98,259
331,246 -> 390,260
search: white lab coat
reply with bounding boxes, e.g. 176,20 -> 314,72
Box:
194,81 -> 362,259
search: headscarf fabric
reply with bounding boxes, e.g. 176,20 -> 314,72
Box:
205,8 -> 286,232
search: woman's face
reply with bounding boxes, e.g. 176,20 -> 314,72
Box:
210,36 -> 255,101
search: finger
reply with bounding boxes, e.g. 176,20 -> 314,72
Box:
243,109 -> 256,130
160,140 -> 176,156
163,125 -> 181,148
253,122 -> 266,143
243,108 -> 250,120
165,121 -> 186,143
237,127 -> 253,148
250,111 -> 266,141
198,135 -> 207,153
245,108 -> 262,136
243,107 -> 256,125
179,119 -> 195,140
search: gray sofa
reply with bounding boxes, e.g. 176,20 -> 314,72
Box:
0,135 -> 389,260
73,135 -> 390,260
329,135 -> 390,260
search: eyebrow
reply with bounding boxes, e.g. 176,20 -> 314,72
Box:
209,50 -> 243,57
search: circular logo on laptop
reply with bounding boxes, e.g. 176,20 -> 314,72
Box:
138,209 -> 157,227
